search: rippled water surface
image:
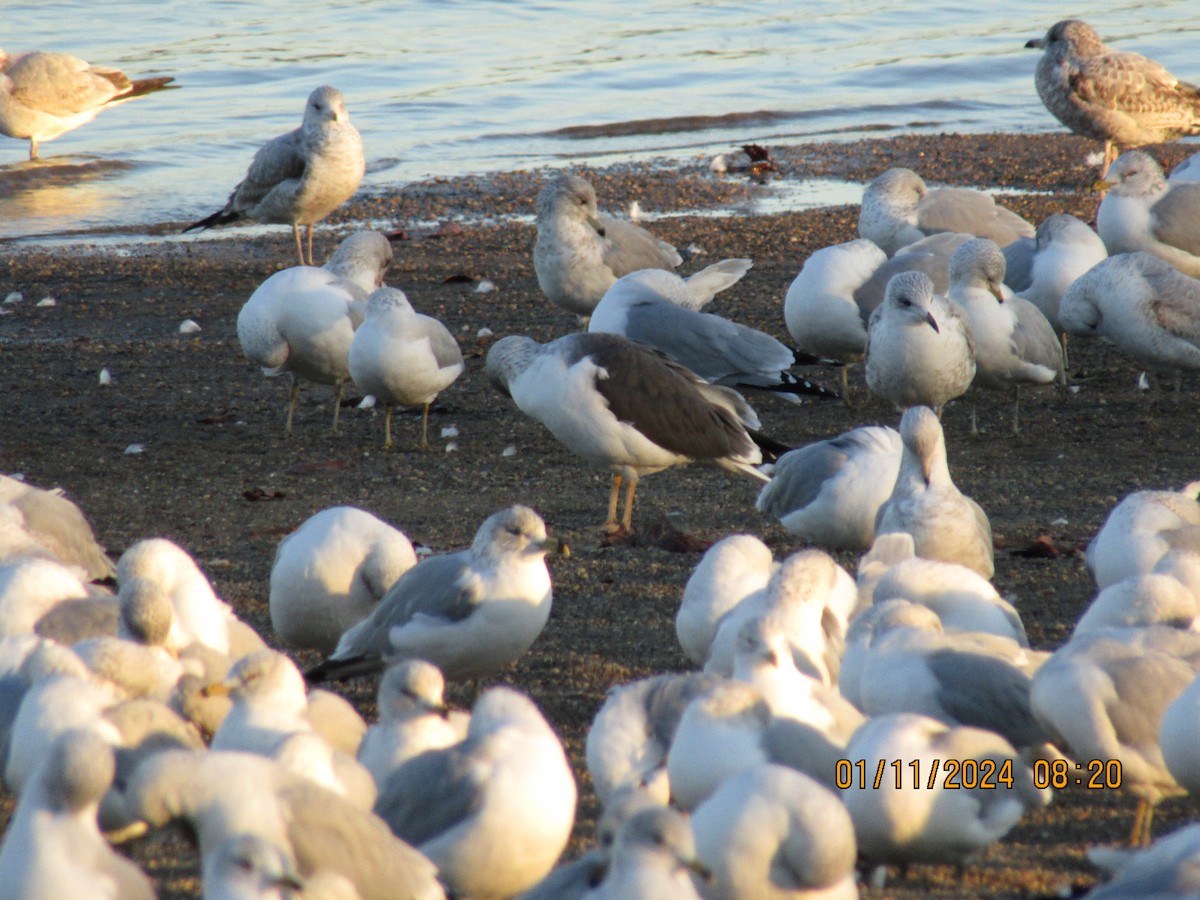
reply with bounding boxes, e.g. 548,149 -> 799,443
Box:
2,1 -> 1198,238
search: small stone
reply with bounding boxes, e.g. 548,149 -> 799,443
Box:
358,395 -> 377,409
179,319 -> 201,334
99,368 -> 112,386
36,296 -> 56,308
3,292 -> 22,304
502,445 -> 517,458
440,425 -> 460,438
123,443 -> 145,455
474,279 -> 496,294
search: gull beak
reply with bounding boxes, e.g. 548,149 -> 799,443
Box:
925,311 -> 940,333
684,858 -> 713,882
989,282 -> 1005,302
1092,178 -> 1115,192
200,680 -> 233,698
1025,37 -> 1045,49
765,649 -> 780,667
548,537 -> 571,558
922,456 -> 934,485
589,215 -> 606,237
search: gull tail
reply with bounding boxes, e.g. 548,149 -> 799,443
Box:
748,429 -> 793,464
738,371 -> 840,404
127,76 -> 177,99
304,654 -> 386,685
182,207 -> 240,234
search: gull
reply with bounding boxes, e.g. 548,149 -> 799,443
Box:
374,687 -> 577,899
1074,573 -> 1200,637
756,425 -> 902,551
1094,152 -> 1200,276
1031,634 -> 1196,845
590,268 -> 837,404
1172,152 -> 1200,182
486,332 -> 772,533
675,534 -> 775,665
236,230 -> 392,435
207,649 -> 315,757
306,505 -> 557,684
268,505 -> 417,655
1084,482 -> 1200,591
947,238 -> 1063,433
1161,672 -> 1200,799
533,172 -> 683,320
201,833 -> 303,900
1026,20 -> 1200,172
691,763 -> 858,900
585,671 -> 720,807
0,555 -> 97,638
348,286 -> 464,449
1060,252 -> 1200,384
0,729 -> 154,898
126,748 -> 445,900
840,712 -> 1048,866
1087,822 -> 1200,899
184,85 -> 365,266
0,473 -> 115,579
864,272 -> 976,416
583,807 -> 707,900
853,232 -> 975,317
357,659 -> 469,786
874,405 -> 994,578
0,48 -> 173,160
857,167 -> 1033,257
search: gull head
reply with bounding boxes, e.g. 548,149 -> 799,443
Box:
305,85 -> 349,126
950,238 -> 1007,302
899,405 -> 946,483
378,659 -> 449,718
615,806 -> 712,880
324,231 -> 393,291
473,505 -> 556,563
485,335 -> 539,395
1026,19 -> 1103,57
864,168 -> 928,214
1094,151 -> 1166,196
884,271 -> 940,332
536,173 -> 604,234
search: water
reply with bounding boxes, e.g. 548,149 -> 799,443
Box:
2,1 -> 1198,241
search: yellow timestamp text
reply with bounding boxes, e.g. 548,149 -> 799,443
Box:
834,757 -> 1015,790
1032,758 -> 1122,790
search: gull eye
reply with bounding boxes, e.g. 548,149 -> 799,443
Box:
506,526 -> 522,536
899,297 -> 912,307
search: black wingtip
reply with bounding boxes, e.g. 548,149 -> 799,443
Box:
790,347 -> 845,368
182,208 -> 239,234
748,429 -> 793,463
769,372 -> 841,402
304,655 -> 386,685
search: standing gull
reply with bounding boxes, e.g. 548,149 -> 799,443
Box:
306,505 -> 557,684
486,332 -> 773,533
534,173 -> 683,320
184,85 -> 365,266
1059,252 -> 1200,384
864,271 -> 976,416
237,231 -> 392,435
590,268 -> 837,403
1027,20 -> 1200,172
857,168 -> 1033,257
1094,152 -> 1200,277
0,49 -> 173,160
348,286 -> 464,449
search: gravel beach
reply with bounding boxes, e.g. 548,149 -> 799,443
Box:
2,131 -> 1199,897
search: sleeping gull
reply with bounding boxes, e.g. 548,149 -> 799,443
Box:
691,763 -> 858,900
1026,20 -> 1200,172
589,268 -> 837,403
1060,253 -> 1200,386
0,49 -> 173,160
874,405 -> 995,578
583,807 -> 707,900
201,833 -> 303,899
1086,822 -> 1200,898
0,474 -> 115,579
207,649 -> 315,756
755,424 -> 902,551
374,686 -> 577,899
947,238 -> 1063,433
236,231 -> 392,435
1172,152 -> 1200,182
0,729 -> 154,898
126,748 -> 445,899
485,332 -> 773,533
857,167 -> 1033,257
305,505 -> 557,684
864,272 -> 976,416
534,172 -> 683,320
1083,481 -> 1200,590
1074,572 -> 1200,637
184,85 -> 365,266
675,534 -> 774,665
268,505 -> 417,655
0,555 -> 97,638
1094,152 -> 1200,276
348,286 -> 464,449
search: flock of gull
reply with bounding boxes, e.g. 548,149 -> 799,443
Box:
2,14 -> 1200,900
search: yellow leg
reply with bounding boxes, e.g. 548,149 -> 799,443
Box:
292,224 -> 305,266
420,403 -> 431,450
29,138 -> 39,161
331,380 -> 344,434
621,478 -> 637,532
604,474 -> 623,532
384,405 -> 394,449
305,224 -> 315,266
1129,798 -> 1150,847
286,381 -> 299,435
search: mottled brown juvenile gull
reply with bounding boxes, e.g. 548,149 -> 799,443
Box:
864,272 -> 976,416
1060,253 -> 1200,382
0,729 -> 153,898
184,85 -> 365,266
756,425 -> 902,552
306,506 -> 556,685
374,687 -> 576,899
269,505 -> 417,655
0,474 -> 115,580
1026,20 -> 1200,171
486,332 -> 773,533
1094,152 -> 1200,276
691,763 -> 858,900
237,231 -> 393,435
534,172 -> 683,319
590,268 -> 838,403
348,286 -> 464,449
874,405 -> 994,578
948,238 -> 1063,434
0,49 -> 173,160
858,168 -> 1033,257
